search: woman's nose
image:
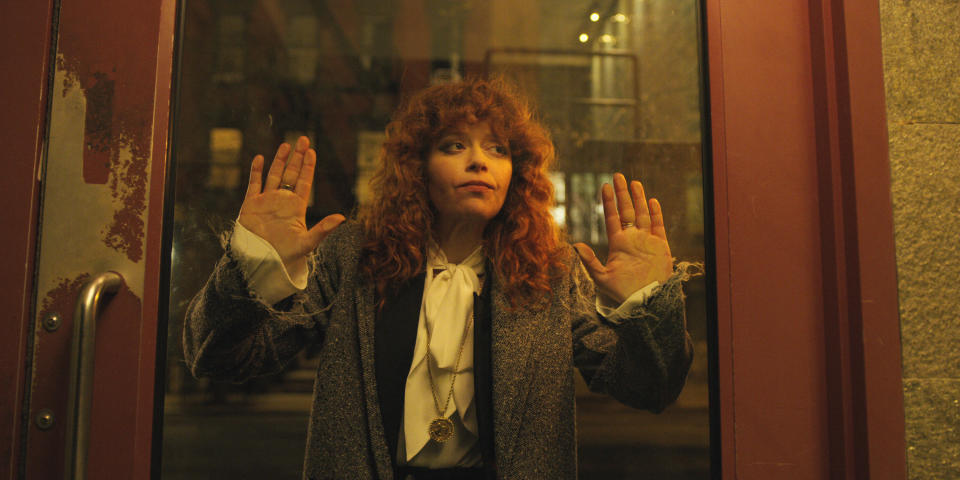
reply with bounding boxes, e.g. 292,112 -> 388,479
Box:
466,146 -> 488,171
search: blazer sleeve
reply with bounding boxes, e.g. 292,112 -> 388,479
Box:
569,253 -> 695,413
182,224 -> 347,383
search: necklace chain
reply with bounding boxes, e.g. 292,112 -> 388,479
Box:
424,305 -> 474,421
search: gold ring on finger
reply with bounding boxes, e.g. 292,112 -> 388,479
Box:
621,222 -> 635,228
280,183 -> 295,191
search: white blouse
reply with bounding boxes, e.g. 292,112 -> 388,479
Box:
229,223 -> 660,468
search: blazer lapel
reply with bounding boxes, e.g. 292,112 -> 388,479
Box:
355,281 -> 394,479
489,269 -> 542,466
375,274 -> 426,466
473,274 -> 496,475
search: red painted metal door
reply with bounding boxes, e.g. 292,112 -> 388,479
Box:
8,0 -> 178,478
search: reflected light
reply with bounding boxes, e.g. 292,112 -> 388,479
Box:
578,33 -> 589,43
551,206 -> 566,227
589,12 -> 600,22
613,13 -> 628,22
600,34 -> 615,44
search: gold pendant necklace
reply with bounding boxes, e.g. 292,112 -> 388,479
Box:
428,417 -> 455,443
424,308 -> 473,444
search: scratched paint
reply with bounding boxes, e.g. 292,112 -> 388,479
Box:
34,64 -> 149,302
103,148 -> 148,262
39,275 -> 90,318
74,71 -> 114,184
55,0 -> 158,263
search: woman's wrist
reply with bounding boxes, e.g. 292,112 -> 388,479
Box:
283,256 -> 309,283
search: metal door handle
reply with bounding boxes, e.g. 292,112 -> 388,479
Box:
63,272 -> 123,480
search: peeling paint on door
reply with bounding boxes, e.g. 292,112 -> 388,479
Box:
39,65 -> 149,300
56,0 -> 158,263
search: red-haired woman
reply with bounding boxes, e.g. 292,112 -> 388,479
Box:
184,78 -> 695,480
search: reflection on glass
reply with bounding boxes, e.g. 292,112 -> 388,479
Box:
163,0 -> 709,478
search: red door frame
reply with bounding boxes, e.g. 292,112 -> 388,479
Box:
1,0 -> 904,478
0,0 -> 56,477
705,0 -> 905,477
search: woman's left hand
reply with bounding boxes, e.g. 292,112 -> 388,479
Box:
574,173 -> 674,304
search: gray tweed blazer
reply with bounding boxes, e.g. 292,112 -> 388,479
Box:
183,221 -> 693,480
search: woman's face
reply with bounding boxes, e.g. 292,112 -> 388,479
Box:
426,121 -> 513,227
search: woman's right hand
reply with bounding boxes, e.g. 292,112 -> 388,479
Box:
238,136 -> 345,273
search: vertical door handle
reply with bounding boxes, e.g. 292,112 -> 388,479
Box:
63,272 -> 123,480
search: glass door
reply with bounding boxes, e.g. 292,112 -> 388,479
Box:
160,0 -> 712,478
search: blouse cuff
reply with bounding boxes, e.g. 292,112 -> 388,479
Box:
230,222 -> 308,305
595,281 -> 661,324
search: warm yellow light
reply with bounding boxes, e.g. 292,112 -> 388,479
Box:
589,12 -> 600,22
613,13 -> 627,22
600,34 -> 615,43
578,33 -> 589,43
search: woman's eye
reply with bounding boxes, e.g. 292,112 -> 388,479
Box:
489,144 -> 509,156
440,141 -> 465,153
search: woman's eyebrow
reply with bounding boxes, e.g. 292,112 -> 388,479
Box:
439,125 -> 469,135
481,133 -> 509,147
436,131 -> 466,141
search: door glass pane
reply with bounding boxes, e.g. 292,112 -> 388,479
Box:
162,0 -> 711,478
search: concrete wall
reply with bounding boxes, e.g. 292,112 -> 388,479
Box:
879,1 -> 960,477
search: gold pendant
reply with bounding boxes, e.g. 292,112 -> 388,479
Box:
428,417 -> 454,443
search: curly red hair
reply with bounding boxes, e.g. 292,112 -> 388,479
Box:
358,77 -> 570,307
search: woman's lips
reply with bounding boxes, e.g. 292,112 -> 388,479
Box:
458,181 -> 494,192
